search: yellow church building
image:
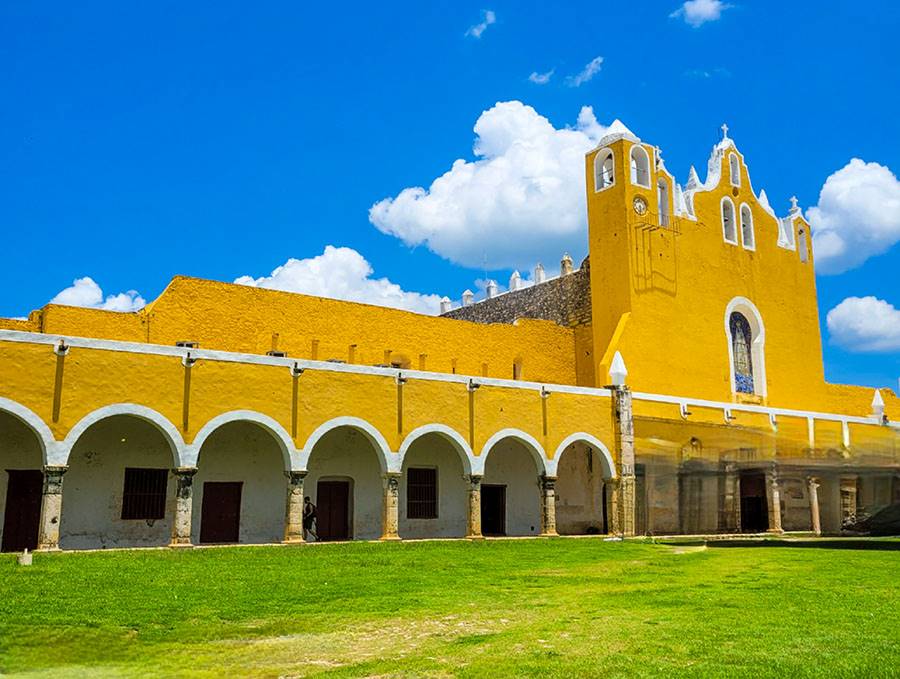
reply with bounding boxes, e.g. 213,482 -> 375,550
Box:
1,125 -> 898,552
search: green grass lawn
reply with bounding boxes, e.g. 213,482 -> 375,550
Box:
1,538 -> 898,677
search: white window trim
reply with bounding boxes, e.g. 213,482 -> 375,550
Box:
724,297 -> 767,398
630,145 -> 651,189
721,196 -> 738,245
594,148 -> 615,192
657,178 -> 670,227
739,203 -> 755,251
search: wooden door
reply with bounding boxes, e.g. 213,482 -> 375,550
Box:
317,480 -> 350,541
481,484 -> 506,536
199,482 -> 242,544
740,473 -> 768,532
2,470 -> 43,552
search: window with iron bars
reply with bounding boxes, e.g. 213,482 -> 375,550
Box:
121,468 -> 168,520
407,467 -> 438,519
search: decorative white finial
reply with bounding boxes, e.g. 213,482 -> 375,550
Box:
721,123 -> 729,139
485,280 -> 498,299
872,389 -> 885,421
509,270 -> 521,292
462,289 -> 474,307
534,263 -> 546,284
439,296 -> 452,314
608,351 -> 628,387
560,253 -> 574,276
686,165 -> 700,189
789,196 -> 800,214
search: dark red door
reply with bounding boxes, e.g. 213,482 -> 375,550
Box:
317,480 -> 350,541
199,482 -> 242,544
481,484 -> 506,536
2,470 -> 43,552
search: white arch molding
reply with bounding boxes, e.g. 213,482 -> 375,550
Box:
721,196 -> 738,244
61,403 -> 186,467
548,433 -> 617,479
187,410 -> 296,471
0,396 -> 56,465
398,424 -> 474,475
724,297 -> 768,398
300,416 -> 394,473
594,148 -> 615,191
477,428 -> 547,476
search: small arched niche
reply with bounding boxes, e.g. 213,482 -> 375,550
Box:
722,198 -> 737,244
657,178 -> 669,227
725,298 -> 767,398
594,148 -> 615,191
630,145 -> 650,188
729,153 -> 741,186
740,204 -> 754,250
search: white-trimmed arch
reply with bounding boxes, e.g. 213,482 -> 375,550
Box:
61,404 -> 185,467
187,410 -> 296,471
630,144 -> 651,188
548,432 -> 616,479
398,424 -> 473,475
300,416 -> 393,473
0,396 -> 56,465
594,148 -> 615,191
721,196 -> 738,244
725,296 -> 768,398
477,428 -> 547,476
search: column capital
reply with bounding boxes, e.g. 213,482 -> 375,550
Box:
173,466 -> 198,477
285,469 -> 308,481
43,464 -> 68,476
805,475 -> 820,488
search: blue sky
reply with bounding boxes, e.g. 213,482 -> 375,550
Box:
1,1 -> 898,390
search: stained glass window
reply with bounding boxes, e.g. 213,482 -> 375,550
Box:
730,312 -> 754,394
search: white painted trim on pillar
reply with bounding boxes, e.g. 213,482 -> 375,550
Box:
477,428 -> 547,476
398,424 -> 474,475
300,416 -> 394,473
186,410 -> 296,471
61,403 -> 186,467
0,396 -> 56,466
548,433 -> 616,479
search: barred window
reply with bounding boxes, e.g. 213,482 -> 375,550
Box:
407,468 -> 437,519
121,468 -> 168,520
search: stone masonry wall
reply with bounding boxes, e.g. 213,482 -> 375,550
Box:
442,261 -> 592,328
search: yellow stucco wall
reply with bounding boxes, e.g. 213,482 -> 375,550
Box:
585,137 -> 900,420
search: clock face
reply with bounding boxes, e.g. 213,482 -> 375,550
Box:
633,196 -> 648,215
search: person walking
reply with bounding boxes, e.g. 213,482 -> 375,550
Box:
303,496 -> 318,541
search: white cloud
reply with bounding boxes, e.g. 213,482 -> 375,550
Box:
670,0 -> 730,27
528,69 -> 554,85
566,56 -> 603,87
50,277 -> 146,312
826,296 -> 900,352
465,9 -> 496,38
234,245 -> 442,315
683,67 -> 731,79
369,101 -> 614,270
808,159 -> 900,275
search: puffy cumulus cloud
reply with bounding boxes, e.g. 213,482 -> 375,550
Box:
809,159 -> 900,275
670,0 -> 730,27
827,296 -> 900,352
465,9 -> 496,38
51,277 -> 146,312
566,56 -> 603,87
234,245 -> 442,315
369,101 -> 614,270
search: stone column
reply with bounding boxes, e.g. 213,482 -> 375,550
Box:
610,386 -> 636,536
466,474 -> 483,539
719,463 -> 741,533
381,472 -> 401,541
840,475 -> 858,529
37,465 -> 67,551
540,475 -> 558,537
170,467 -> 197,547
766,469 -> 783,533
284,470 -> 307,544
605,477 -> 622,536
806,476 -> 821,536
